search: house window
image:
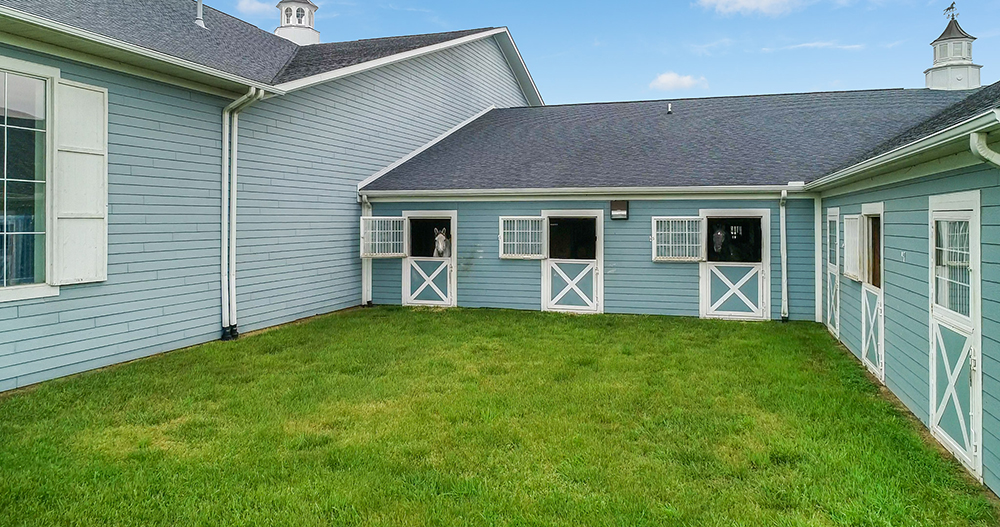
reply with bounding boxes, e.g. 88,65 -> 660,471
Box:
706,217 -> 761,263
934,219 -> 971,317
499,217 -> 544,259
827,217 -> 837,266
296,7 -> 305,24
2,71 -> 47,287
285,7 -> 293,24
652,217 -> 704,262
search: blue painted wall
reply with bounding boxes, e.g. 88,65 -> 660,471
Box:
235,36 -> 529,332
821,161 -> 1000,493
370,198 -> 816,321
0,45 -> 227,391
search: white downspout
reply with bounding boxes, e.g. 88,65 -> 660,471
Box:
780,190 -> 789,322
970,132 -> 1000,168
228,88 -> 265,338
361,195 -> 373,306
814,196 -> 823,323
221,88 -> 256,340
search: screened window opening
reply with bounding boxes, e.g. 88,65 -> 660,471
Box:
409,218 -> 451,258
360,217 -> 404,258
935,219 -> 971,317
865,216 -> 881,289
2,70 -> 47,288
827,218 -> 837,266
500,217 -> 544,259
706,217 -> 761,263
548,217 -> 596,260
653,217 -> 703,261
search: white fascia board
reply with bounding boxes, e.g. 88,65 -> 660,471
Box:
361,184 -> 818,202
805,109 -> 1000,192
493,28 -> 544,107
357,105 -> 496,195
273,28 -> 510,93
0,6 -> 278,95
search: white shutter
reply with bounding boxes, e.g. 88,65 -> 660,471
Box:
360,217 -> 405,258
843,215 -> 861,281
652,217 -> 705,262
499,217 -> 545,259
52,80 -> 108,285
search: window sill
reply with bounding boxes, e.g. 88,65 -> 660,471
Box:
0,284 -> 60,303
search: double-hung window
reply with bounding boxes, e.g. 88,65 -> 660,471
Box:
2,70 -> 47,288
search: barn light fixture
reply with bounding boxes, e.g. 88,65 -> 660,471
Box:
611,200 -> 629,220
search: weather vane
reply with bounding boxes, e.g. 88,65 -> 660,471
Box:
944,2 -> 959,20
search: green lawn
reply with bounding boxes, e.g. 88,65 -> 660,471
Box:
1,307 -> 997,526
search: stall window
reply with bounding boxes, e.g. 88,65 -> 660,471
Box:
865,215 -> 881,289
706,217 -> 762,263
548,217 -> 595,260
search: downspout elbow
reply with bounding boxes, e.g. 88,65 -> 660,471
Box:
971,132 -> 1000,168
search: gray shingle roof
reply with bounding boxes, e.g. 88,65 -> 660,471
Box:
363,88 -> 975,191
0,0 -> 497,85
272,28 -> 496,84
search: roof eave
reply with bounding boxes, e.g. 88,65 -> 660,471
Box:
0,5 -> 280,96
804,109 -> 1000,192
360,183 -> 810,200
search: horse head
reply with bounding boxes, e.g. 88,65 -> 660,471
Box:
433,228 -> 451,257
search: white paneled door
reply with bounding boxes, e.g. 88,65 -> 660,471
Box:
929,192 -> 982,480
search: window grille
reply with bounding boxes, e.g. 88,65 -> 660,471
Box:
652,217 -> 704,262
499,217 -> 544,259
934,219 -> 971,317
843,215 -> 861,280
360,217 -> 405,258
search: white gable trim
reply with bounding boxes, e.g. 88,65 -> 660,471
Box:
272,28 -> 543,105
357,105 -> 496,194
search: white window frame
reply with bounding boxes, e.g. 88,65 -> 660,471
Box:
861,202 -> 884,288
651,216 -> 706,262
498,216 -> 545,259
0,56 -> 60,303
843,214 -> 861,281
360,216 -> 406,258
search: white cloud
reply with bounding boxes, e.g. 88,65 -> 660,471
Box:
762,41 -> 865,52
697,0 -> 805,16
649,72 -> 709,91
237,0 -> 273,16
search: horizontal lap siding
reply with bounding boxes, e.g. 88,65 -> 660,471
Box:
236,37 -> 528,331
371,198 -> 816,320
0,45 -> 226,390
822,162 -> 1000,493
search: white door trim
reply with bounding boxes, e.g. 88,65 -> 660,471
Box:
928,190 -> 982,481
860,202 -> 885,382
401,210 -> 458,307
827,207 -> 841,337
698,208 -> 771,320
540,209 -> 604,313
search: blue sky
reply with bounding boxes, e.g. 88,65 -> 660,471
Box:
223,0 -> 1000,105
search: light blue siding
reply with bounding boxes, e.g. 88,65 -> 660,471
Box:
371,198 -> 816,321
822,162 -> 1000,493
235,36 -> 529,331
0,45 -> 228,389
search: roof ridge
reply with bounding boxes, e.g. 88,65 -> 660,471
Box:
200,0 -> 292,46
299,27 -> 499,48
507,88 -> 931,109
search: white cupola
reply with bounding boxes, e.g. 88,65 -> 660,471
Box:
274,0 -> 320,46
925,7 -> 981,90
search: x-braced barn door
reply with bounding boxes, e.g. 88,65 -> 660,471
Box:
929,192 -> 981,479
701,211 -> 770,321
827,209 -> 840,336
402,211 -> 457,307
541,212 -> 603,313
860,204 -> 884,381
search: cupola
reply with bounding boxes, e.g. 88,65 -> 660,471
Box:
274,0 -> 320,46
925,5 -> 981,90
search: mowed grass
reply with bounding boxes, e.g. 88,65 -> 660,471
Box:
1,307 -> 997,526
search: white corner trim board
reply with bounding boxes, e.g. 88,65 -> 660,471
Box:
357,106 -> 496,194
